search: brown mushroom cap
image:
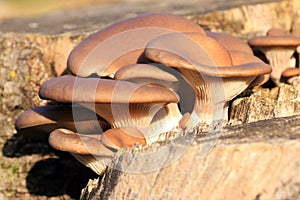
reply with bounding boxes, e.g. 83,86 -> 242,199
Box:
49,128 -> 114,156
39,75 -> 179,104
67,13 -> 206,77
249,29 -> 300,85
115,63 -> 191,141
15,104 -> 109,139
145,32 -> 271,77
101,127 -> 146,149
228,50 -> 265,65
266,28 -> 287,36
114,63 -> 179,84
281,67 -> 300,78
115,63 -> 195,114
248,35 -> 300,47
206,31 -> 253,54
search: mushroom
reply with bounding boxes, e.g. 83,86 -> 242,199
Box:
281,67 -> 300,84
229,50 -> 271,86
206,31 -> 253,54
38,75 -> 179,143
248,28 -> 300,85
49,128 -> 114,174
114,63 -> 196,134
145,32 -> 271,126
15,104 -> 110,139
101,127 -> 147,150
67,12 -> 206,77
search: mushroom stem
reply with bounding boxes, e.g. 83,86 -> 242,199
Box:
261,47 -> 296,85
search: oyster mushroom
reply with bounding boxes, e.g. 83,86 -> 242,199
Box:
145,32 -> 271,126
15,104 -> 109,139
248,28 -> 300,85
115,63 -> 195,134
101,127 -> 147,150
229,50 -> 271,86
49,128 -> 114,174
38,75 -> 179,143
67,12 -> 206,77
281,67 -> 300,84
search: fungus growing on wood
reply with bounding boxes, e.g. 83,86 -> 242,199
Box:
38,75 -> 179,143
49,128 -> 114,174
15,104 -> 109,139
115,63 -> 196,134
145,32 -> 271,126
248,28 -> 300,85
281,67 -> 300,84
101,127 -> 147,150
67,13 -> 206,77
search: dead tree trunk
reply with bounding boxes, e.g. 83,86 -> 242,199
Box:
81,115 -> 300,200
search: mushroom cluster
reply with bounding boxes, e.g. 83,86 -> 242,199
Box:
15,13 -> 271,175
248,28 -> 300,85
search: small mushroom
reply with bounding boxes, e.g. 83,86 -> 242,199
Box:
49,128 -> 114,174
101,127 -> 147,150
39,75 -> 179,143
145,32 -> 271,126
248,28 -> 300,85
67,13 -> 206,77
15,104 -> 109,139
281,67 -> 300,84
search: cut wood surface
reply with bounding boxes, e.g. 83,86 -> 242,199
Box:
81,114 -> 300,200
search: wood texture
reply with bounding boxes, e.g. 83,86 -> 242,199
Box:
81,114 -> 300,200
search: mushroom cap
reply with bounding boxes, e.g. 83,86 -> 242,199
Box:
114,63 -> 179,84
248,35 -> 300,47
15,104 -> 109,138
248,74 -> 271,87
228,50 -> 265,65
39,75 -> 179,104
145,32 -> 271,77
266,28 -> 287,36
206,31 -> 253,54
49,128 -> 115,156
146,32 -> 232,68
281,67 -> 300,78
101,127 -> 147,149
114,63 -> 195,115
67,12 -> 206,77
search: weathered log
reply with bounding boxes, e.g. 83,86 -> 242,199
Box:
81,114 -> 300,200
230,81 -> 300,123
